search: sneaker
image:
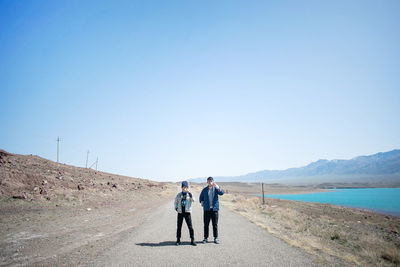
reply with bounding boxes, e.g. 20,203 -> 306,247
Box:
214,238 -> 220,244
202,238 -> 208,244
191,239 -> 197,246
176,239 -> 181,246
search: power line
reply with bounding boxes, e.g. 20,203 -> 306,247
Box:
86,150 -> 89,168
56,137 -> 61,163
89,157 -> 98,170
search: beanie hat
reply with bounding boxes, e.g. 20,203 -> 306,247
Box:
181,181 -> 189,188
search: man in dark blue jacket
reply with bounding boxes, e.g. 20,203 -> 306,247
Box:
199,176 -> 224,244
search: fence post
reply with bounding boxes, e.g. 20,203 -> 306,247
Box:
262,182 -> 265,205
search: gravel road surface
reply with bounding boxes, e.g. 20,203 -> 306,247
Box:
88,198 -> 325,266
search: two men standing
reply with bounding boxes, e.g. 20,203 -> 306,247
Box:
174,177 -> 224,246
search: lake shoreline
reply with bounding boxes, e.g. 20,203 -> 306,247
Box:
260,188 -> 400,218
218,183 -> 400,266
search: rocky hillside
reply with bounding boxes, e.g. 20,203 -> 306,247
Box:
0,149 -> 168,203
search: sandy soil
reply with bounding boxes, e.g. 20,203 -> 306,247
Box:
0,197 -> 168,266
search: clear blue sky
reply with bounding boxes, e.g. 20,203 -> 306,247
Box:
1,0 -> 399,181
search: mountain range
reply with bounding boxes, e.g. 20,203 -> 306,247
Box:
190,149 -> 400,185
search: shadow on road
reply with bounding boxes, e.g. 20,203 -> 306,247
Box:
136,241 -> 202,247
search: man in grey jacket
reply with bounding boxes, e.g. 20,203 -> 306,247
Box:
174,181 -> 197,246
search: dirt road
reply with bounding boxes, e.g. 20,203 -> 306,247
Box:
87,198 -> 327,266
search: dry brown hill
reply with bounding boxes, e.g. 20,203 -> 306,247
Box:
0,149 -> 169,204
0,149 -> 177,266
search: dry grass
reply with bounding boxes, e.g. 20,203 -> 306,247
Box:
221,193 -> 400,266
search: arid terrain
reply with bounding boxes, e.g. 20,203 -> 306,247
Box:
218,183 -> 400,266
0,150 -> 177,266
1,150 -> 399,266
1,150 -> 338,267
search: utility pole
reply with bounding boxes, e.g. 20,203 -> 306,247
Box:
86,150 -> 89,168
56,137 -> 61,163
262,182 -> 265,205
95,157 -> 98,171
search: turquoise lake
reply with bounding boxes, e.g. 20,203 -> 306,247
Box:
263,188 -> 400,216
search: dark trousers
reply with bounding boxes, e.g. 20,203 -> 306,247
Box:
177,212 -> 194,240
204,210 -> 219,239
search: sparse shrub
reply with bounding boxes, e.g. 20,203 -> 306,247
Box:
381,248 -> 400,264
330,232 -> 340,240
